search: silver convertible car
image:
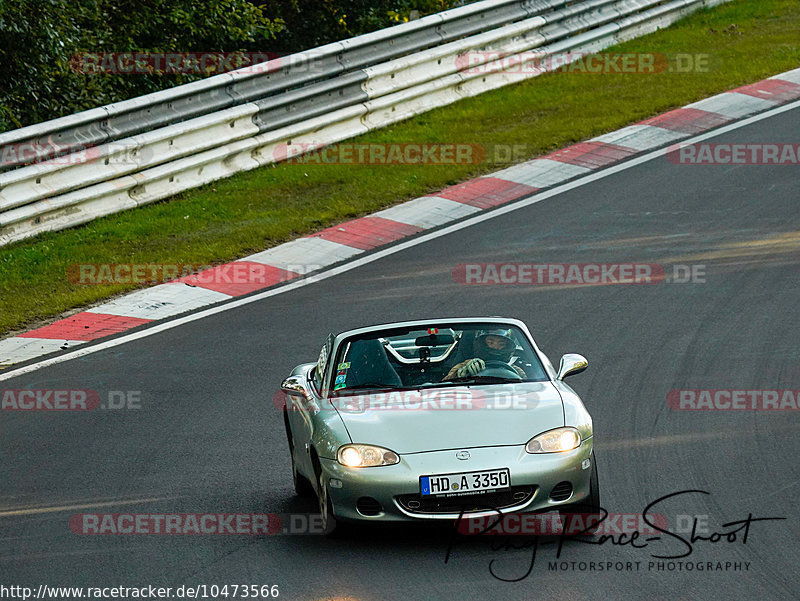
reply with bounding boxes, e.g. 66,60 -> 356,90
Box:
280,317 -> 598,534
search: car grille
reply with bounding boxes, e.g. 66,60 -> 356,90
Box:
550,481 -> 573,502
396,486 -> 536,515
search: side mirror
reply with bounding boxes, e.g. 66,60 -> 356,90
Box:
281,375 -> 312,400
557,354 -> 588,380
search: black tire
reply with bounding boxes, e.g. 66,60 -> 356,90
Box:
559,451 -> 601,535
317,469 -> 340,537
291,444 -> 315,497
284,415 -> 314,497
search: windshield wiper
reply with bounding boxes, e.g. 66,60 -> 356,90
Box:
447,375 -> 522,384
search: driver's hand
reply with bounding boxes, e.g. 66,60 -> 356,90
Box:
457,358 -> 485,378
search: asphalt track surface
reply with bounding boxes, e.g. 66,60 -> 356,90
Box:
2,105 -> 799,601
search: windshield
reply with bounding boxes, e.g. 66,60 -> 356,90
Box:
330,322 -> 548,394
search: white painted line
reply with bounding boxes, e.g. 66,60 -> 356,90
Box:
591,124 -> 687,151
373,196 -> 481,228
244,236 -> 362,269
686,92 -> 776,119
491,159 -> 591,187
0,338 -> 85,367
1,97 -> 798,382
769,68 -> 800,85
84,284 -> 231,320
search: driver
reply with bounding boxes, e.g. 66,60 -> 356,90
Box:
443,329 -> 526,380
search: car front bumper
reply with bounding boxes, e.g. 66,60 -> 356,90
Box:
320,439 -> 594,522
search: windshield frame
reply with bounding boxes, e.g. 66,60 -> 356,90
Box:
325,320 -> 550,396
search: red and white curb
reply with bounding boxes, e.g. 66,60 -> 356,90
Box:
2,68 -> 799,368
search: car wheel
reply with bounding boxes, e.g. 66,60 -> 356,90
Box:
559,451 -> 601,535
317,469 -> 340,537
291,444 -> 315,498
284,415 -> 314,497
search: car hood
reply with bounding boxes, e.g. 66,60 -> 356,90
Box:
332,381 -> 564,454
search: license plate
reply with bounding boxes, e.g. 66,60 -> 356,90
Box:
420,468 -> 510,497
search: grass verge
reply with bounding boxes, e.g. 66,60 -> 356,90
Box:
1,0 -> 799,337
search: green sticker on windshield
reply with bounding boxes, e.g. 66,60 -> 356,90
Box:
334,382 -> 346,390
338,362 -> 350,370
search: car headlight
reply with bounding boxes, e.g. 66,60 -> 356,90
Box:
337,444 -> 400,467
525,427 -> 582,453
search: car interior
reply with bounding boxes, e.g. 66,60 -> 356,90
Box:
333,325 -> 548,392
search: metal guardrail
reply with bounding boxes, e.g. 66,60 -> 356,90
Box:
0,0 -> 728,246
0,0 -> 542,171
